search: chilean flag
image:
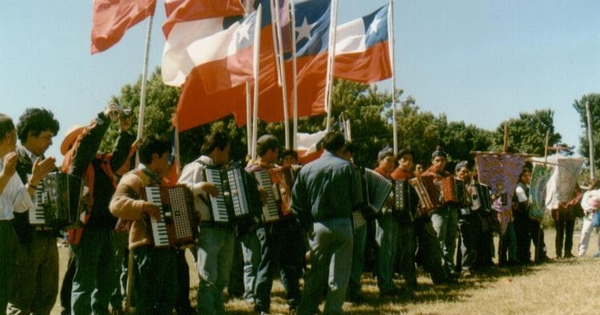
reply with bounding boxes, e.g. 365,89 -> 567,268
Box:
334,4 -> 392,83
161,0 -> 246,87
174,11 -> 260,132
248,0 -> 331,124
91,0 -> 157,54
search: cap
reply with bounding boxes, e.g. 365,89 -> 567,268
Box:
60,125 -> 85,155
455,161 -> 469,173
431,145 -> 447,159
257,134 -> 278,146
378,148 -> 394,161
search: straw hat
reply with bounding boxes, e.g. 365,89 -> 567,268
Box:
60,125 -> 85,155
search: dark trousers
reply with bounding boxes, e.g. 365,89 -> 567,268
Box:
60,248 -> 75,315
513,212 -> 531,264
554,213 -> 575,258
133,245 -> 178,315
254,219 -> 303,313
529,219 -> 547,262
0,221 -> 18,312
414,217 -> 447,284
456,214 -> 480,272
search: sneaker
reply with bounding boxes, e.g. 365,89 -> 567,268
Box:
593,253 -> 600,258
564,253 -> 575,259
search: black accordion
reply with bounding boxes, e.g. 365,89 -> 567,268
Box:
469,183 -> 492,212
356,167 -> 393,216
142,185 -> 197,248
392,179 -> 419,221
253,167 -> 295,223
203,164 -> 261,227
32,172 -> 88,229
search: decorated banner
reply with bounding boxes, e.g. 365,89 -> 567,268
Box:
529,164 -> 551,221
475,153 -> 527,234
530,155 -> 584,211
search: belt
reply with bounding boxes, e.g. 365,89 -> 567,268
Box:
34,225 -> 55,232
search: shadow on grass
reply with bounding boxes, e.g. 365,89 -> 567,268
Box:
213,258 -> 581,314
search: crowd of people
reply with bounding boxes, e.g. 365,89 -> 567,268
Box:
0,104 -> 597,315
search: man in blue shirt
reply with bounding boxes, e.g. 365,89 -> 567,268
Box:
293,131 -> 360,315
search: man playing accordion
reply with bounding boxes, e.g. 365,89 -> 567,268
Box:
110,135 -> 177,314
245,134 -> 303,315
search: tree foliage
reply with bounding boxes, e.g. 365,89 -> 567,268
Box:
102,67 -> 567,174
492,110 -> 563,157
573,94 -> 600,170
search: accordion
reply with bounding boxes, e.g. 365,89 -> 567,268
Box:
439,177 -> 467,205
409,176 -> 443,215
253,167 -> 295,223
142,185 -> 197,248
393,179 -> 418,221
356,167 -> 393,215
203,164 -> 260,226
469,183 -> 492,212
31,172 -> 88,229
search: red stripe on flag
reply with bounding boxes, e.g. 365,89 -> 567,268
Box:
91,0 -> 157,54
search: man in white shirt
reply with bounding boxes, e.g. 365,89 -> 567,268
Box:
0,113 -> 55,311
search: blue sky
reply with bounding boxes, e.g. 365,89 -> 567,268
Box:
1,0 -> 598,161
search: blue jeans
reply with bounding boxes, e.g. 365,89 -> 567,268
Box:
431,206 -> 458,273
196,225 -> 235,315
375,212 -> 399,293
71,227 -> 116,315
298,219 -> 352,315
240,229 -> 260,302
347,219 -> 367,298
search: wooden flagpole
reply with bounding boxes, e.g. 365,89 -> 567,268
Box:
126,13 -> 154,312
586,101 -> 595,180
388,0 -> 397,154
273,0 -> 291,149
325,0 -> 338,131
251,5 -> 263,161
290,0 -> 298,150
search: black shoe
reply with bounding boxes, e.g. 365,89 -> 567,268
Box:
347,294 -> 365,305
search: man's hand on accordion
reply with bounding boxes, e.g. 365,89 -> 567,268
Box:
194,182 -> 219,197
143,203 -> 162,221
258,186 -> 268,206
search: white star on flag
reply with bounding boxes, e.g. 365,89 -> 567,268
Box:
236,18 -> 252,44
368,16 -> 381,36
296,16 -> 313,43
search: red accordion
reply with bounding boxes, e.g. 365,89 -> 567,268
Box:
439,177 -> 467,205
409,176 -> 443,215
142,185 -> 198,248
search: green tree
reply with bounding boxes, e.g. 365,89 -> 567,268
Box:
492,109 -> 563,157
573,94 -> 600,169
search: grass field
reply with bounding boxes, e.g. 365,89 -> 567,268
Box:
50,227 -> 600,315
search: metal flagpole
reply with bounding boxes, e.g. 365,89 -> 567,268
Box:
126,13 -> 153,312
388,0 -> 397,154
325,0 -> 338,131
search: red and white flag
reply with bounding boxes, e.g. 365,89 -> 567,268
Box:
334,4 -> 392,83
161,0 -> 246,87
91,0 -> 157,54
